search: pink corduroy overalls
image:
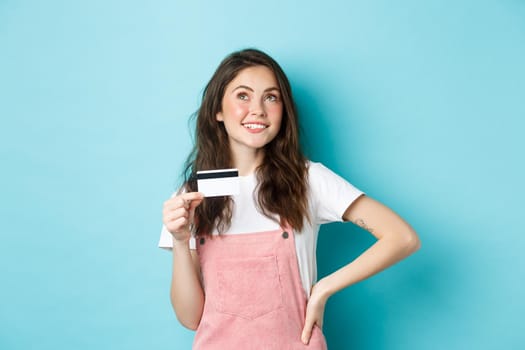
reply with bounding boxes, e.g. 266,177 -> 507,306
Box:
194,225 -> 328,350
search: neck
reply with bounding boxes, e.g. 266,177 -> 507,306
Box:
230,146 -> 265,176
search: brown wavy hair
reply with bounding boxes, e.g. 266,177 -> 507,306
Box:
183,48 -> 309,235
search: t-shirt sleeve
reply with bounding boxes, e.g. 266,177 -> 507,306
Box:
157,190 -> 197,250
308,162 -> 364,224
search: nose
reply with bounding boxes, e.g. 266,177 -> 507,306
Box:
250,98 -> 266,117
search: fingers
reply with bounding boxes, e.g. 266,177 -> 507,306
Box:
180,192 -> 205,203
163,192 -> 204,212
301,285 -> 328,345
165,216 -> 191,233
163,192 -> 204,237
164,207 -> 189,223
301,318 -> 315,345
188,196 -> 204,210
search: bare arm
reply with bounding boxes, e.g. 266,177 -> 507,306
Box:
301,194 -> 420,343
163,192 -> 205,330
319,194 -> 420,295
170,240 -> 204,330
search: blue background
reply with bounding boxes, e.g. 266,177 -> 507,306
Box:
1,1 -> 524,349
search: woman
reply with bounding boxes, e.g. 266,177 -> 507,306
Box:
159,48 -> 420,349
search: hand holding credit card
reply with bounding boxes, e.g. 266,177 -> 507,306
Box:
197,169 -> 240,197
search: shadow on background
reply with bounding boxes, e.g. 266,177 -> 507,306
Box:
316,220 -> 460,350
292,74 -> 463,349
317,223 -> 379,349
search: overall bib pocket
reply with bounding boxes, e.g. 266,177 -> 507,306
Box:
214,255 -> 283,320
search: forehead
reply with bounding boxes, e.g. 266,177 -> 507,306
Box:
227,65 -> 279,89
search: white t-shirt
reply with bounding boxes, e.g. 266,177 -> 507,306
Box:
158,161 -> 364,297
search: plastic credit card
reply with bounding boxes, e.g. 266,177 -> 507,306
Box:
196,169 -> 240,197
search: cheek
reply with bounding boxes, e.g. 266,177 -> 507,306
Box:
222,100 -> 248,120
233,105 -> 249,118
268,104 -> 283,121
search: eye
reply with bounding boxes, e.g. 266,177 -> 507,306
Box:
237,92 -> 249,101
265,94 -> 279,102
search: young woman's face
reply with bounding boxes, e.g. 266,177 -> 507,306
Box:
216,65 -> 283,154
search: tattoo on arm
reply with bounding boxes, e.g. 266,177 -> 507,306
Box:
353,218 -> 374,233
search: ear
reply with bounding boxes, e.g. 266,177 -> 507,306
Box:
216,111 -> 224,122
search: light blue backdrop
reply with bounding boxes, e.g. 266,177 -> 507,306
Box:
1,1 -> 524,349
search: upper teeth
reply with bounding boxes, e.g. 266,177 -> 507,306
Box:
244,124 -> 267,129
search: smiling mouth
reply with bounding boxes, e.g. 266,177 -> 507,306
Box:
243,123 -> 268,130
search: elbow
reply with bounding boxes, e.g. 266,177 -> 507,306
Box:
171,299 -> 202,331
403,230 -> 421,254
180,318 -> 200,331
170,289 -> 204,331
175,311 -> 202,331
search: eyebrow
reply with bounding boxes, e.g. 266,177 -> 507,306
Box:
232,85 -> 280,93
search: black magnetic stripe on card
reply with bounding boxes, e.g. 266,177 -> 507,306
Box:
196,170 -> 239,180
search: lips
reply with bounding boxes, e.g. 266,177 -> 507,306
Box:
242,123 -> 268,130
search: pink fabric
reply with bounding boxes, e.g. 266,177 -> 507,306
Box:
194,226 -> 328,349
